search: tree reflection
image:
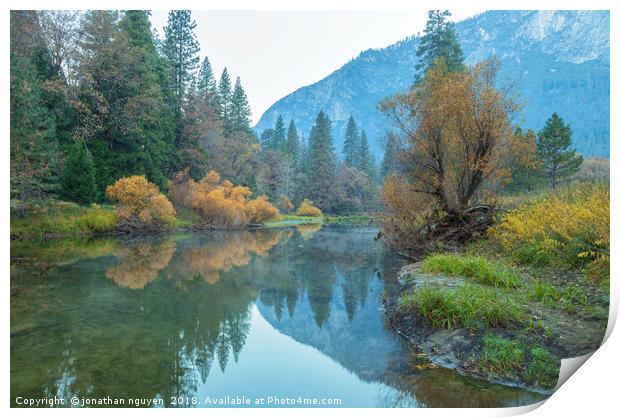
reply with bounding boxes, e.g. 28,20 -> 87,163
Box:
166,230 -> 284,288
11,227 -> 545,408
105,240 -> 176,289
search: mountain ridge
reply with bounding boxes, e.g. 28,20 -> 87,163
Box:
255,10 -> 610,159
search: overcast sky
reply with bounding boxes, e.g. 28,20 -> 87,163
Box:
149,10 -> 484,125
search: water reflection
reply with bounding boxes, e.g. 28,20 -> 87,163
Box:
10,226 -> 546,407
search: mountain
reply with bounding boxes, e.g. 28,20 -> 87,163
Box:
255,10 -> 610,160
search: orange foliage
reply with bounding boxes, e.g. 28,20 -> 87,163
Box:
169,169 -> 279,227
106,176 -> 176,227
246,196 -> 280,224
295,199 -> 323,217
167,231 -> 284,287
106,241 -> 176,289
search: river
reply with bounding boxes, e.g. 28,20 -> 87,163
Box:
10,225 -> 547,407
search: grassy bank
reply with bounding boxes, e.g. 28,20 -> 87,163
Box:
264,213 -> 374,228
393,183 -> 609,390
11,201 -> 119,239
11,200 -> 376,240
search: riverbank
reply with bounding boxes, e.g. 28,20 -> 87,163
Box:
382,185 -> 609,392
10,200 -> 374,240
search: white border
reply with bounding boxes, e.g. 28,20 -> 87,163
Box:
3,1 -> 617,417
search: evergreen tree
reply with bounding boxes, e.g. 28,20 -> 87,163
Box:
272,116 -> 286,152
77,10 -> 174,193
10,54 -> 58,201
61,141 -> 98,204
286,120 -> 300,164
382,132 -> 401,178
163,10 -> 200,114
260,128 -> 274,149
307,111 -> 337,211
343,115 -> 359,166
537,113 -> 583,189
197,56 -> 221,115
229,76 -> 252,134
355,129 -> 372,175
219,67 -> 233,134
415,10 -> 465,80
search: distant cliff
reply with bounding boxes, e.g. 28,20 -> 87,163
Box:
255,10 -> 610,159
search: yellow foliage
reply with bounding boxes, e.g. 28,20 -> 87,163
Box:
278,195 -> 294,213
245,195 -> 280,224
166,231 -> 283,287
295,199 -> 322,217
106,241 -> 176,289
106,176 -> 176,227
169,169 -> 279,227
489,185 -> 609,281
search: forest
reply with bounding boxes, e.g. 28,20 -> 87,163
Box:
10,10 -> 381,236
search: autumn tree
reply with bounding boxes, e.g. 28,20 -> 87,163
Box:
334,166 -> 372,213
505,127 -> 541,193
380,59 -> 518,254
537,113 -> 583,189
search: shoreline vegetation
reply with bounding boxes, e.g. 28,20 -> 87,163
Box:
10,198 -> 375,241
383,183 -> 609,392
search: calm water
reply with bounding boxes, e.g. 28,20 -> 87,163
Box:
10,225 -> 546,407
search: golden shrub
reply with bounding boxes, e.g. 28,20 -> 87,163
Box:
295,199 -> 323,217
245,195 -> 280,224
489,185 -> 609,281
106,176 -> 176,227
169,169 -> 279,227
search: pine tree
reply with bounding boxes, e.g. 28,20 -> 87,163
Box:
307,110 -> 337,211
382,132 -> 401,178
163,10 -> 200,114
286,120 -> 300,164
229,76 -> 252,134
61,141 -> 98,204
355,129 -> 372,175
76,10 -> 175,193
415,10 -> 465,80
537,113 -> 583,189
343,115 -> 359,166
272,116 -> 286,152
219,67 -> 233,134
197,56 -> 221,115
10,54 -> 58,201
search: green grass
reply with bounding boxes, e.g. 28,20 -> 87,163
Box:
476,335 -> 559,389
264,214 -> 323,228
477,335 -> 524,380
11,200 -> 118,238
526,279 -> 562,306
398,284 -> 525,330
323,214 -> 373,224
421,254 -> 520,289
525,346 -> 558,389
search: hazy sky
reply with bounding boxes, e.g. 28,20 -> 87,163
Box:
149,10 -> 484,125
